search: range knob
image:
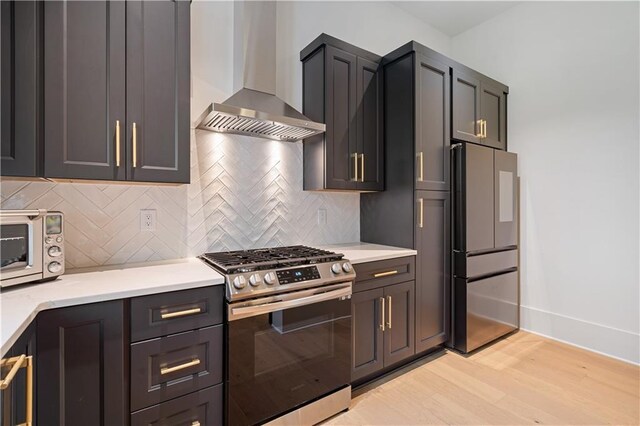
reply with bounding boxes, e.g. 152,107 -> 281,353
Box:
249,274 -> 262,287
342,262 -> 352,273
264,272 -> 277,285
48,261 -> 62,274
331,263 -> 342,274
232,276 -> 247,289
48,245 -> 62,257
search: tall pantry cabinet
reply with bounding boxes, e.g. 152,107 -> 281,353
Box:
361,44 -> 452,356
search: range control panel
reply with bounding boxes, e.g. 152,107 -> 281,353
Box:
276,266 -> 321,284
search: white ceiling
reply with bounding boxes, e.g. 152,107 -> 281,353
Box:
393,1 -> 521,37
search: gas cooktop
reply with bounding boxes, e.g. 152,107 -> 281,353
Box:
199,245 -> 355,302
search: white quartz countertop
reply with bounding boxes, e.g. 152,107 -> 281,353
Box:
317,242 -> 417,264
1,258 -> 224,357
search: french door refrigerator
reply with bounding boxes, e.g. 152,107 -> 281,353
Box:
450,142 -> 519,353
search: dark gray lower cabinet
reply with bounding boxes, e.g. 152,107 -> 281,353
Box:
36,300 -> 126,426
1,0 -> 41,177
415,190 -> 450,353
351,276 -> 416,383
131,385 -> 223,426
1,323 -> 36,426
351,288 -> 384,381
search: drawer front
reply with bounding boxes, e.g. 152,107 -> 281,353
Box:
131,325 -> 223,411
131,385 -> 223,426
466,249 -> 517,278
131,286 -> 224,342
354,256 -> 415,290
467,271 -> 519,352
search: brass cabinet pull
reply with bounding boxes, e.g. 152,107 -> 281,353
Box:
359,153 -> 365,182
0,354 -> 33,425
161,307 -> 202,319
160,358 -> 201,375
352,152 -> 358,181
483,120 -> 488,138
132,122 -> 137,168
418,198 -> 424,228
115,120 -> 121,167
379,297 -> 385,332
417,151 -> 424,182
387,295 -> 392,329
373,270 -> 398,278
476,119 -> 483,138
192,422 -> 201,426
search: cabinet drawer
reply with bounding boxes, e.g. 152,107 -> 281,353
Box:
463,249 -> 518,279
354,256 -> 415,290
131,325 -> 223,411
131,385 -> 223,426
131,286 -> 223,342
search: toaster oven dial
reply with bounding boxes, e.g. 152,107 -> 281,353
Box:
48,261 -> 63,274
48,246 -> 63,257
45,237 -> 53,244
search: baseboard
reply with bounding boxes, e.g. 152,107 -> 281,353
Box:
520,305 -> 639,365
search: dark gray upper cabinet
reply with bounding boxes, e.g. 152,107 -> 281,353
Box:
481,81 -> 507,150
415,190 -> 450,353
452,69 -> 482,145
453,68 -> 508,150
37,300 -> 126,426
416,55 -> 451,191
126,0 -> 190,184
10,0 -> 190,183
44,0 -> 126,181
301,34 -> 383,191
1,1 -> 41,177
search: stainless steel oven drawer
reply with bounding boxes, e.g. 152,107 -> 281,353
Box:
130,325 -> 223,412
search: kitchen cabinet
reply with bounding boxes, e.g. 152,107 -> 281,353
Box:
9,0 -> 189,183
301,34 -> 383,191
0,0 -> 41,177
36,300 -> 127,426
415,190 -> 450,352
351,257 -> 416,383
1,323 -> 36,426
452,68 -> 507,150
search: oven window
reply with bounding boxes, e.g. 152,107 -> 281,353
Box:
227,297 -> 351,425
1,224 -> 29,269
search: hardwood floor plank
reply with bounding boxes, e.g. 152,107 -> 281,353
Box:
323,331 -> 639,425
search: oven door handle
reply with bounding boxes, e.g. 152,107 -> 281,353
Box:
228,283 -> 352,321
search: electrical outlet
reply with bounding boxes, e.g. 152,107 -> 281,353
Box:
317,208 -> 327,225
140,209 -> 156,231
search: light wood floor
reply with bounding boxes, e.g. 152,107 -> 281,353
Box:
324,331 -> 639,425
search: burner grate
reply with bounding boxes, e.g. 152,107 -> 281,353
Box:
201,245 -> 343,274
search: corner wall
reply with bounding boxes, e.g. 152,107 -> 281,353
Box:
451,1 -> 640,364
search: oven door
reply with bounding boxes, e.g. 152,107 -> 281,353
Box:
226,282 -> 352,426
0,214 -> 43,283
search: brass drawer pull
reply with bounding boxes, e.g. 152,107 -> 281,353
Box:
0,354 -> 33,425
161,307 -> 202,319
192,422 -> 201,426
374,270 -> 398,278
160,358 -> 201,375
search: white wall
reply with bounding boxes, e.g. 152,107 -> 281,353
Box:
451,1 -> 640,364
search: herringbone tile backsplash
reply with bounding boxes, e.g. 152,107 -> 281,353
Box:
0,130 -> 360,269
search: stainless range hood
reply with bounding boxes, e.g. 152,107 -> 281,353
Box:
196,1 -> 325,142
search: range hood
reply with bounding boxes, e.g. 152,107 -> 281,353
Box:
196,1 -> 325,142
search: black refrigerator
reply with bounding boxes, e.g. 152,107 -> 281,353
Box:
450,142 -> 520,353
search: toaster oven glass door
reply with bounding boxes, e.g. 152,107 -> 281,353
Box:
0,216 -> 42,281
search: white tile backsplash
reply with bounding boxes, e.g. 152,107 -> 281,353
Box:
0,130 -> 360,269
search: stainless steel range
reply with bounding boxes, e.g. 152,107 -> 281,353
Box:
199,246 -> 354,426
